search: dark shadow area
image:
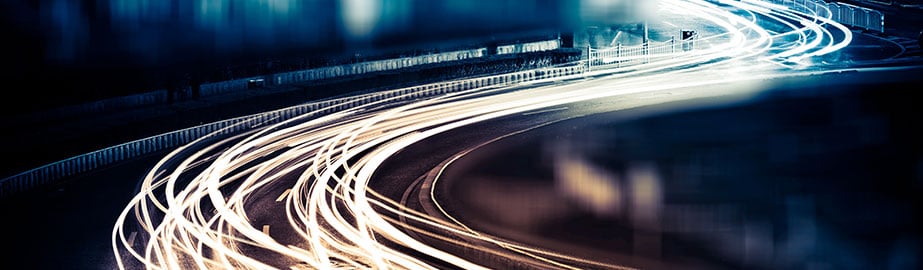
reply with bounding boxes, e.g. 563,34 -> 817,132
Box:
442,69 -> 923,269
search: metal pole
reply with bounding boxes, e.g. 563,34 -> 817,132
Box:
643,20 -> 649,63
617,43 -> 621,68
586,45 -> 591,70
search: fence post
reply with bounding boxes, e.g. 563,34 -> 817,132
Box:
617,43 -> 622,68
671,36 -> 676,55
585,45 -> 591,70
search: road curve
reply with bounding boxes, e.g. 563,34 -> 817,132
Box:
111,0 -> 868,269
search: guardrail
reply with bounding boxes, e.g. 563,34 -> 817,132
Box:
22,40 -> 559,121
200,39 -> 563,96
0,39 -> 683,200
587,37 -> 684,69
497,39 -> 562,55
761,0 -> 886,32
201,47 -> 492,96
0,64 -> 583,199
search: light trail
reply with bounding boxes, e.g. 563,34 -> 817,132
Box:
112,0 -> 856,269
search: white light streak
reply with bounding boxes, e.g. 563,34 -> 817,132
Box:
112,0 -> 854,269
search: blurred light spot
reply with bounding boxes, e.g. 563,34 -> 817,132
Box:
341,0 -> 382,40
579,0 -> 658,25
628,161 -> 662,226
552,142 -> 622,217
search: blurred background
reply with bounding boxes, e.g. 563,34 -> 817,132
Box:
0,0 -> 661,115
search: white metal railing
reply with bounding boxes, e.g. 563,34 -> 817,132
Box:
0,63 -> 588,199
0,36 -> 699,199
497,39 -> 563,55
202,47 -> 492,96
762,0 -> 885,32
205,39 -> 562,96
587,37 -> 690,69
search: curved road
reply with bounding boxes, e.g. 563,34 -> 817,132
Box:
108,1 -> 910,269
1,0 -> 920,269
